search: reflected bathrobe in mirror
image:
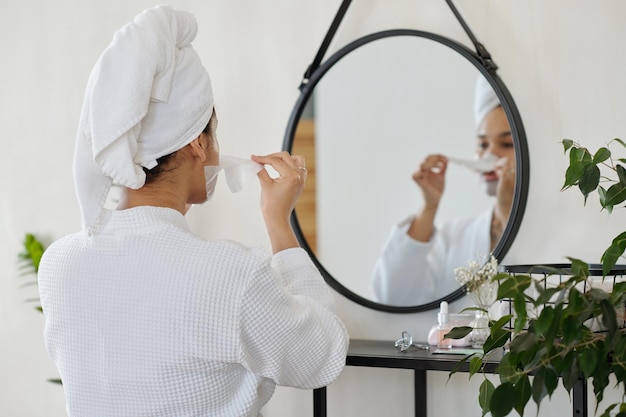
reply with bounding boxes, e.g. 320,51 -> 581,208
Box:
371,209 -> 492,306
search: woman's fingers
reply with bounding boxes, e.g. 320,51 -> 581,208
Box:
252,152 -> 306,183
252,151 -> 302,168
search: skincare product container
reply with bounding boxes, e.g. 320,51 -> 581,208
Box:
427,301 -> 453,348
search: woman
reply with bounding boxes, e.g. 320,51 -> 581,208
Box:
38,6 -> 348,416
371,76 -> 516,306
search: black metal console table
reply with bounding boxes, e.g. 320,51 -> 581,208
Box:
313,339 -> 588,417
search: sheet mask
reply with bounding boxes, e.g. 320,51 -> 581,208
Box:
219,155 -> 264,193
448,154 -> 498,173
201,155 -> 263,202
203,165 -> 222,201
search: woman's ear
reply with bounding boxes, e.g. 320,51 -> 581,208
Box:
189,137 -> 207,162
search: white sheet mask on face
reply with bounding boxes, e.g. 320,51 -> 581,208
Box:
219,155 -> 264,193
203,165 -> 222,200
447,154 -> 498,173
202,155 -> 264,202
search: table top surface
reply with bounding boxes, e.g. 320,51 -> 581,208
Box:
347,339 -> 502,373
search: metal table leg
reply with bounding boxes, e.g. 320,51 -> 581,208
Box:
313,387 -> 327,417
573,377 -> 588,417
415,369 -> 427,417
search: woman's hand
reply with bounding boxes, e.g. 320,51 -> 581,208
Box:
412,154 -> 448,210
251,152 -> 307,253
406,154 -> 448,243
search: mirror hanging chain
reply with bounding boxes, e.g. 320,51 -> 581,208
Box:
300,0 -> 499,92
444,0 -> 498,72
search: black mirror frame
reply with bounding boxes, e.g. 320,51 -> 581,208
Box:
282,29 -> 530,313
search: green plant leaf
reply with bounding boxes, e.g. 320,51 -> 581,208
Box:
611,137 -> 626,149
484,327 -> 510,353
579,348 -> 599,378
602,183 -> 626,211
448,353 -> 477,382
600,299 -> 618,336
562,162 -> 586,190
566,287 -> 586,317
588,288 -> 610,303
497,354 -> 522,385
20,233 -> 45,273
570,146 -> 592,164
445,326 -> 473,340
513,374 -> 531,416
593,147 -> 611,164
617,164 -> 626,185
543,367 -> 559,397
599,185 -> 608,207
490,382 -> 516,417
469,356 -> 483,378
490,315 -> 514,332
611,337 -> 626,383
479,378 -> 495,417
578,164 -> 601,202
562,315 -> 581,346
600,404 -> 617,417
532,368 -> 549,409
601,231 -> 626,276
562,139 -> 574,153
497,275 -> 532,300
568,257 -> 590,277
561,352 -> 579,393
534,306 -> 555,338
513,294 -> 528,334
593,357 -> 611,406
509,332 -> 536,353
534,286 -> 561,306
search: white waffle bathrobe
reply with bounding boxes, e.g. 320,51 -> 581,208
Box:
38,207 -> 348,416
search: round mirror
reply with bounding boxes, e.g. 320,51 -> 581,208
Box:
283,29 -> 529,313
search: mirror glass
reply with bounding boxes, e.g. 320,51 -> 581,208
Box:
285,31 -> 528,312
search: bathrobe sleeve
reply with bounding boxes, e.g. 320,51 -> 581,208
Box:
237,247 -> 349,389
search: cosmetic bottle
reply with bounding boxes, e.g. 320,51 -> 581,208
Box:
427,301 -> 453,348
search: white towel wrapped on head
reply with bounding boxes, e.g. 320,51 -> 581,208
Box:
74,5 -> 214,233
473,75 -> 501,129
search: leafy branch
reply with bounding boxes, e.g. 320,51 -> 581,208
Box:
17,233 -> 61,385
17,233 -> 46,312
448,139 -> 626,416
451,262 -> 626,417
562,138 -> 626,276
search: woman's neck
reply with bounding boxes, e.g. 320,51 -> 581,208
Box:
117,184 -> 188,215
490,213 -> 505,251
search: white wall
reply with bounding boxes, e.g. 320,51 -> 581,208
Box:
1,0 -> 625,416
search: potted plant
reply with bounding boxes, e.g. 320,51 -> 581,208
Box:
18,233 -> 61,385
18,233 -> 46,312
448,139 -> 626,417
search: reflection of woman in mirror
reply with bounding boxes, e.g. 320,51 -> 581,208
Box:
371,77 -> 515,306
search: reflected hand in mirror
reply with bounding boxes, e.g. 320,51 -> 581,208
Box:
371,77 -> 516,306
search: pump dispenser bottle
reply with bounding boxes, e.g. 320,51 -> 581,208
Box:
427,301 -> 453,348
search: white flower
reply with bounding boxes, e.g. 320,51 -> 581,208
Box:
454,254 -> 499,305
